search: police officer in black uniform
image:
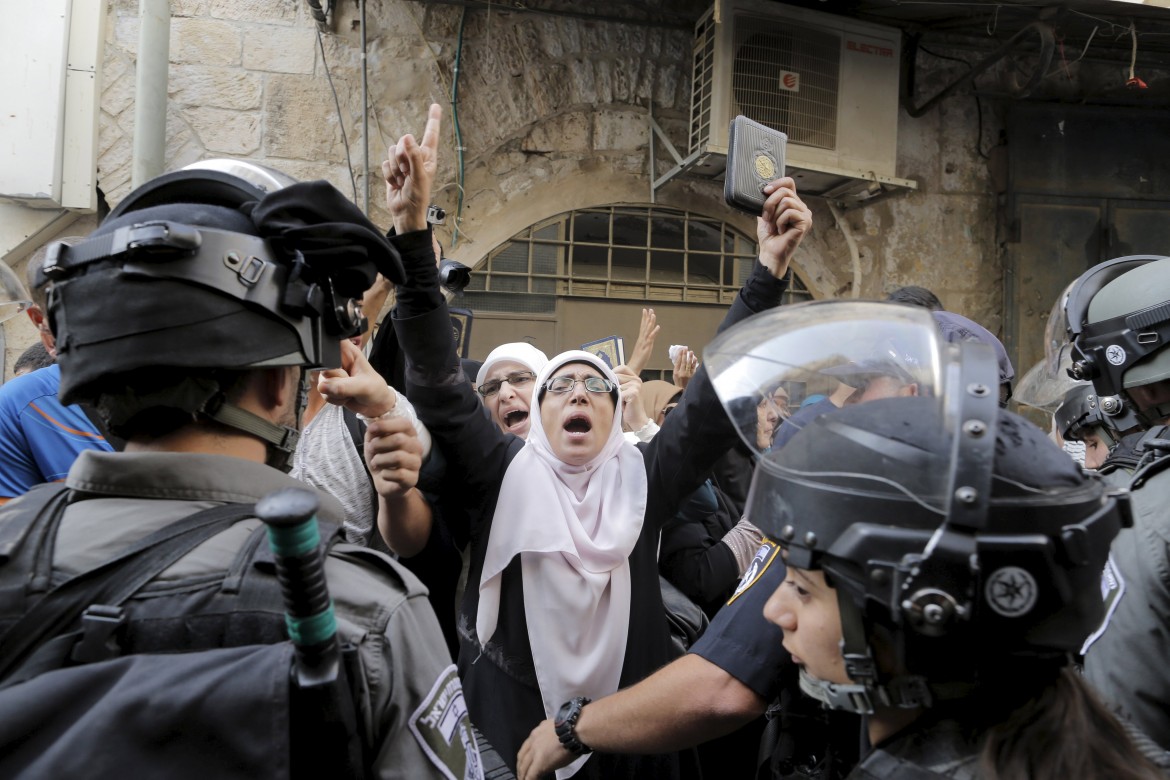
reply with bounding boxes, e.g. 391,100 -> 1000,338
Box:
704,299 -> 1161,779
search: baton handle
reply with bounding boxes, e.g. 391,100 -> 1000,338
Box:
256,487 -> 340,685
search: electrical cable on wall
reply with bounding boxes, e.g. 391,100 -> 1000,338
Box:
398,2 -> 469,247
306,0 -> 331,31
361,0 -> 370,214
317,28 -> 359,204
917,45 -> 990,160
451,7 -> 468,247
1126,20 -> 1148,89
1049,26 -> 1098,79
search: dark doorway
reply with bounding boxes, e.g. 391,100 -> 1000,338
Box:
1004,103 -> 1170,382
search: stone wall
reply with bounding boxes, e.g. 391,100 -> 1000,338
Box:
4,0 -> 1008,373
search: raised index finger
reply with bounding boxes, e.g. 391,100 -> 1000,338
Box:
420,103 -> 443,153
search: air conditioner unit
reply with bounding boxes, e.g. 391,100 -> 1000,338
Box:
688,0 -> 916,202
0,0 -> 104,211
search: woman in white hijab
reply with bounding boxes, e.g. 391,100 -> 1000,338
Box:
387,334 -> 735,778
474,341 -> 548,439
478,350 -> 647,777
384,268 -> 807,780
375,103 -> 813,778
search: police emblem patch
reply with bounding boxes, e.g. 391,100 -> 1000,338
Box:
984,566 -> 1038,617
410,665 -> 484,780
728,542 -> 779,604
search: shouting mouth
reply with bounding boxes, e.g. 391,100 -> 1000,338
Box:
563,413 -> 593,438
503,409 -> 529,431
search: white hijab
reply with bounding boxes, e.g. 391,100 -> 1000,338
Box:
476,351 -> 647,778
475,341 -> 549,387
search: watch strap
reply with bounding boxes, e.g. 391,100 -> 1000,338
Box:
554,696 -> 593,755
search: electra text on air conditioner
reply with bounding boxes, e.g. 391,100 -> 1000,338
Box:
846,40 -> 894,58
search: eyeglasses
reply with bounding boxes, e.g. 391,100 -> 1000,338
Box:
543,375 -> 616,395
477,371 -> 536,397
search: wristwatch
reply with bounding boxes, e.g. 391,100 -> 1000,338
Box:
553,696 -> 592,755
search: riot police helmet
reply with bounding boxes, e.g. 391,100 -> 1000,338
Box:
705,301 -> 1130,714
41,159 -> 404,468
1065,256 -> 1170,429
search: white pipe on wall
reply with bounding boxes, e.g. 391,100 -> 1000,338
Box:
828,201 -> 862,299
132,0 -> 171,188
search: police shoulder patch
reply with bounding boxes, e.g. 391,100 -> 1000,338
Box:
409,664 -> 484,780
727,540 -> 780,605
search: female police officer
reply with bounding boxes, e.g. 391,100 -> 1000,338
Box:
705,300 -> 1165,779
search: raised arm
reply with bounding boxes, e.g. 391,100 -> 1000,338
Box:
672,346 -> 698,390
359,274 -> 394,349
384,105 -> 516,506
364,415 -> 432,556
315,339 -> 435,555
384,103 -> 442,235
757,176 -> 811,278
641,179 -> 812,529
625,307 -> 660,377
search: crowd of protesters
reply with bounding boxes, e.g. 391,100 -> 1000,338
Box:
1,101 -> 1169,780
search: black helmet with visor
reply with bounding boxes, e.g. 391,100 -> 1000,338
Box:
1064,255 -> 1170,431
1053,383 -> 1118,448
1013,279 -> 1085,417
41,159 -> 404,469
705,301 -> 1130,715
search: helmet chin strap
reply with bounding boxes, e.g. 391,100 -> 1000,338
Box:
796,667 -> 971,716
804,591 -> 972,715
199,369 -> 306,473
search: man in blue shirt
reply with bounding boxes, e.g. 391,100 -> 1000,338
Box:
0,240 -> 112,505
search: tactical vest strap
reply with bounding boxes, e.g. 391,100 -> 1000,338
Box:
1131,425 -> 1170,489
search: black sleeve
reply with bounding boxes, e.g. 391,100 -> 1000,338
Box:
640,263 -> 789,532
366,227 -> 438,390
366,322 -> 406,391
708,445 -> 754,518
658,484 -> 740,613
390,227 -> 443,317
390,232 -> 515,516
690,542 -> 791,700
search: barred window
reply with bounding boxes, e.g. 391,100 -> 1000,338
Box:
462,205 -> 812,313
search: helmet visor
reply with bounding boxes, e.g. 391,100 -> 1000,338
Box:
706,301 -> 941,445
1013,352 -> 1084,414
0,261 -> 32,325
705,301 -> 981,560
1013,280 -> 1082,413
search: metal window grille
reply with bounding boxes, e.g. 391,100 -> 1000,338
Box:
464,206 -> 813,314
689,11 -> 718,154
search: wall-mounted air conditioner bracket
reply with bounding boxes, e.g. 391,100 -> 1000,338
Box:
649,114 -> 707,204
